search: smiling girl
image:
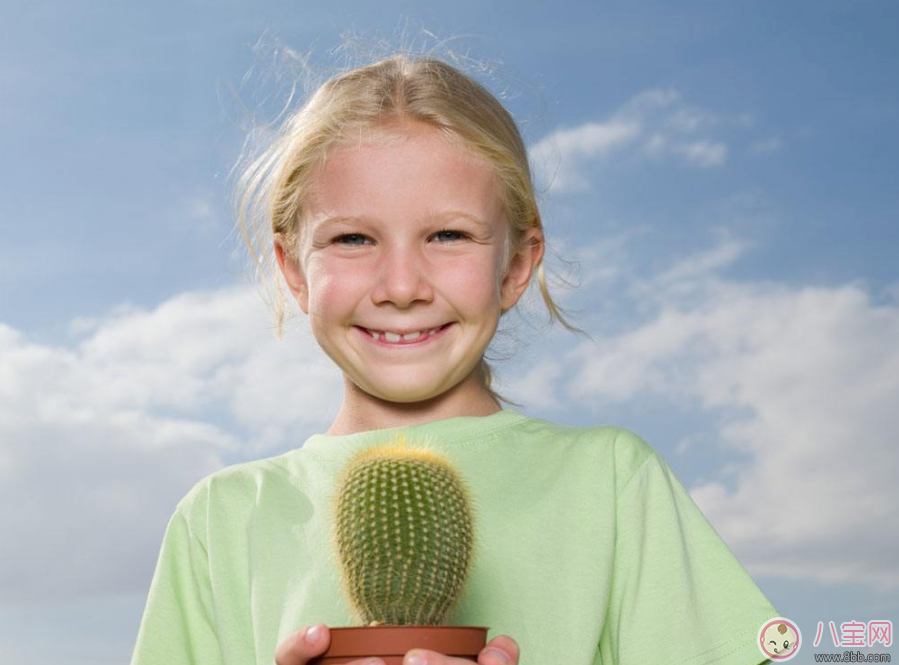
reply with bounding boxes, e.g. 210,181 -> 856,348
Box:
273,118 -> 540,434
130,50 -> 779,665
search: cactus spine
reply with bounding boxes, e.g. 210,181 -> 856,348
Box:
331,433 -> 475,626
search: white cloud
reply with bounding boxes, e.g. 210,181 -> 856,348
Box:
530,87 -> 734,192
664,107 -> 705,133
0,285 -> 341,603
544,236 -> 899,591
529,119 -> 640,192
498,357 -> 567,411
674,140 -> 728,167
750,138 -> 783,154
550,120 -> 642,158
884,281 -> 899,305
642,132 -> 667,157
654,235 -> 754,286
623,87 -> 681,113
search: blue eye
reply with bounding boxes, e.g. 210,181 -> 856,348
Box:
333,234 -> 370,246
432,229 -> 469,242
332,230 -> 469,246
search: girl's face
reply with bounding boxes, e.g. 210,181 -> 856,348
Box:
276,120 -> 542,416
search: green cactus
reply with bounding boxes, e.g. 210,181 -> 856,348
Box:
330,432 -> 476,626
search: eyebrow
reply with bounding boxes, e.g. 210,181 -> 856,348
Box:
312,210 -> 490,230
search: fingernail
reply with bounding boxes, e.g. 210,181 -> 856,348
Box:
405,651 -> 427,665
484,647 -> 511,664
304,624 -> 322,644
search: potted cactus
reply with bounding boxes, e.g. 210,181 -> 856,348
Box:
309,433 -> 488,665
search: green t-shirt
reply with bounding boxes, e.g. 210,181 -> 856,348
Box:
130,408 -> 778,665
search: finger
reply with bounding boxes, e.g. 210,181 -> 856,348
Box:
403,649 -> 488,665
483,635 -> 520,663
477,647 -> 512,665
274,624 -> 330,665
401,633 -> 521,665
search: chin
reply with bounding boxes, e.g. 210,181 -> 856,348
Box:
373,388 -> 442,404
360,379 -> 447,404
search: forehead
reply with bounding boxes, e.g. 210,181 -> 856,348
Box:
305,122 -> 504,225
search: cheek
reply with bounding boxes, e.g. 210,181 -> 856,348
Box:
444,261 -> 501,303
307,261 -> 366,307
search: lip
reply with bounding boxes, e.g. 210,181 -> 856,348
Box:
355,322 -> 454,348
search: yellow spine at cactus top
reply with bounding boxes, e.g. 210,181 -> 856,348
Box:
345,431 -> 454,470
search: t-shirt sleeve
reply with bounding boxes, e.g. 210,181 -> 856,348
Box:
129,506 -> 224,665
599,441 -> 778,665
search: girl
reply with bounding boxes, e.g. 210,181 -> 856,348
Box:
130,53 -> 780,665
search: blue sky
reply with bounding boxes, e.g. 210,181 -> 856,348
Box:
1,1 -> 897,663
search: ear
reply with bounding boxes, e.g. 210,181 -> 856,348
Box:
273,235 -> 309,315
500,226 -> 545,311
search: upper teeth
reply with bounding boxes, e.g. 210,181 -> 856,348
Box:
367,326 -> 442,342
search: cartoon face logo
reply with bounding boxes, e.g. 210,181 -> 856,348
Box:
758,617 -> 802,661
764,623 -> 797,656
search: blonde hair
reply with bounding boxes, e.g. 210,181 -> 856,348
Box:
232,47 -> 592,408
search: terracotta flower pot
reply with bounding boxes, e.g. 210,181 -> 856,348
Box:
308,625 -> 489,665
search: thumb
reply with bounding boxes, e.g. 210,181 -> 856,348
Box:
275,624 -> 330,665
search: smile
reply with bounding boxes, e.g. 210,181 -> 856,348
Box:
355,323 -> 454,347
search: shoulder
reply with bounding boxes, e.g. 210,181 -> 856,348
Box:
514,416 -> 657,495
589,425 -> 657,497
173,450 -> 299,536
603,426 -> 658,495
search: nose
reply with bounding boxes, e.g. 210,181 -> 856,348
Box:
370,243 -> 434,308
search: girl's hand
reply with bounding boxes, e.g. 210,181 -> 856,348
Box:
404,633 -> 520,665
275,624 -> 520,665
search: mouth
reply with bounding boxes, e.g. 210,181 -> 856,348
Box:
355,322 -> 454,347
